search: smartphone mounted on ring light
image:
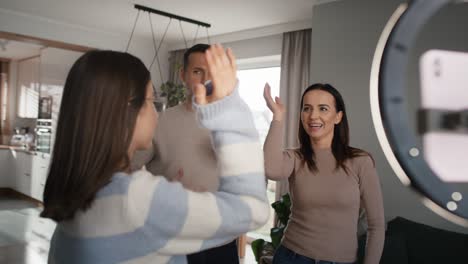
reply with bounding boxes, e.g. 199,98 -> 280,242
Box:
419,49 -> 468,183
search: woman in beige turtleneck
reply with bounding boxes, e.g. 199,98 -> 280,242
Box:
263,83 -> 385,264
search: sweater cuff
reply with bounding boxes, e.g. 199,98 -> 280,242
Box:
192,81 -> 242,123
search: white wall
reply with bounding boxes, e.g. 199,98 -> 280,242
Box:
1,7 -> 170,134
0,7 -> 170,90
223,34 -> 283,60
311,0 -> 468,233
168,19 -> 314,64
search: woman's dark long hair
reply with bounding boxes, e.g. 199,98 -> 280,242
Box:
296,83 -> 370,173
40,50 -> 150,222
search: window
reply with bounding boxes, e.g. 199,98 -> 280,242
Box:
0,60 -> 10,139
17,56 -> 40,118
237,64 -> 280,241
238,67 -> 280,144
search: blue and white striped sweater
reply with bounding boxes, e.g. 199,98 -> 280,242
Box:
48,88 -> 270,264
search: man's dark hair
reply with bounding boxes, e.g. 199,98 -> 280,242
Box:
183,43 -> 210,70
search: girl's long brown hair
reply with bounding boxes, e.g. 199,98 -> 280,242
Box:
41,50 -> 150,222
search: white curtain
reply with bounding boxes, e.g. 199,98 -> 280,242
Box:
275,28 -> 312,202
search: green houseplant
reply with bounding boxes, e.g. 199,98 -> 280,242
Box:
251,193 -> 291,263
158,61 -> 186,108
159,81 -> 186,108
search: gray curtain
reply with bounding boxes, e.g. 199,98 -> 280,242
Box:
168,49 -> 185,86
275,28 -> 312,202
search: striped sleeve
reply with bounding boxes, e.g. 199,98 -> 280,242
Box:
126,87 -> 270,255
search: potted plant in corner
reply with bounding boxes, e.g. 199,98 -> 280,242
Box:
159,81 -> 186,108
251,193 -> 291,264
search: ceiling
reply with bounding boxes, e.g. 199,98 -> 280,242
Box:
0,0 -> 340,59
0,0 -> 319,42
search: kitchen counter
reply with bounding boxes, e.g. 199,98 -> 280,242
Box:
0,145 -> 37,155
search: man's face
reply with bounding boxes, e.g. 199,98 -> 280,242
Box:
180,52 -> 210,96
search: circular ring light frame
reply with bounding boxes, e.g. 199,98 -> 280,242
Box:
370,0 -> 468,227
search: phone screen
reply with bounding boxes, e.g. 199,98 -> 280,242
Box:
419,49 -> 468,182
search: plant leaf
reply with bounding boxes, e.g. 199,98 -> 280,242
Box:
251,239 -> 265,262
270,227 -> 284,249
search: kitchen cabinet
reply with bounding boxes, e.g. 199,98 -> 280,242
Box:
12,151 -> 33,195
1,149 -> 50,201
0,150 -> 13,188
31,153 -> 50,201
